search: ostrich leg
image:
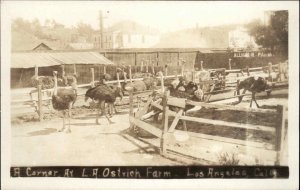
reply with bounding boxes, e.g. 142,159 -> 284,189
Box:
66,103 -> 72,133
101,101 -> 114,124
96,103 -> 101,125
253,92 -> 260,108
113,104 -> 119,114
182,112 -> 187,131
250,92 -> 255,108
58,111 -> 66,132
238,89 -> 247,103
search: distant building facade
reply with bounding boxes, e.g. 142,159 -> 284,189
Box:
227,27 -> 270,58
232,48 -> 272,58
228,27 -> 258,49
93,21 -> 160,49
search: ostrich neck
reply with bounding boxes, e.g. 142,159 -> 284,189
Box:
160,74 -> 164,91
53,76 -> 58,95
123,71 -> 127,82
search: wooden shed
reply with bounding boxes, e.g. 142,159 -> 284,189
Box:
11,51 -> 114,88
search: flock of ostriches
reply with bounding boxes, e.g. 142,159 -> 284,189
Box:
31,67 -> 273,133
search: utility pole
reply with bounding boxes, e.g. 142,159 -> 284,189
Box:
99,10 -> 104,49
99,10 -> 108,49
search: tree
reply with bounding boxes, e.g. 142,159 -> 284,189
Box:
76,22 -> 95,42
247,11 -> 288,58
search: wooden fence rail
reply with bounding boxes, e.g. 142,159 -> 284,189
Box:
129,89 -> 288,165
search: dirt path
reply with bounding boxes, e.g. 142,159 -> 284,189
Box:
11,113 -> 180,166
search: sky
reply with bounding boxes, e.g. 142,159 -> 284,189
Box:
2,1 -> 292,33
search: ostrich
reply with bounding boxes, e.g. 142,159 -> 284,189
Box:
62,73 -> 77,87
29,74 -> 65,110
52,71 -> 77,133
149,72 -> 204,125
124,80 -> 147,92
30,76 -> 55,99
85,84 -> 123,125
236,76 -> 272,108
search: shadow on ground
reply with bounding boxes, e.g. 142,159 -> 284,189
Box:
27,128 -> 57,136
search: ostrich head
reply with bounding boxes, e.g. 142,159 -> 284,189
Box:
156,71 -> 163,77
53,71 -> 58,76
171,78 -> 180,89
194,88 -> 204,101
116,67 -> 122,72
178,76 -> 186,85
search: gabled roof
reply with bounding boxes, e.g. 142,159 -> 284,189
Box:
11,52 -> 113,68
32,43 -> 53,51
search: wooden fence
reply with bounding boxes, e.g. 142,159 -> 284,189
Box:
11,61 -> 288,121
128,90 -> 288,165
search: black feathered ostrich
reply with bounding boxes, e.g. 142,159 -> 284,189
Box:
236,76 -> 272,108
52,71 -> 77,133
85,83 -> 123,125
146,72 -> 204,125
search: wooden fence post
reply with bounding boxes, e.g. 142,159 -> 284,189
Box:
34,65 -> 38,78
159,72 -> 165,92
129,89 -> 134,116
275,105 -> 287,165
164,65 -> 168,76
61,65 -> 65,77
103,65 -> 106,74
129,65 -> 132,83
90,68 -> 95,87
181,60 -> 185,76
228,58 -> 232,70
37,84 -> 43,122
141,59 -> 144,72
235,79 -> 240,96
200,61 -> 204,71
268,62 -> 273,81
246,66 -> 250,76
146,60 -> 149,73
278,61 -> 283,82
152,61 -> 155,74
116,72 -> 121,88
73,64 -> 77,75
160,90 -> 169,155
124,67 -> 128,83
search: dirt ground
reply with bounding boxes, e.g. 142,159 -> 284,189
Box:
11,87 -> 288,166
11,112 -> 181,166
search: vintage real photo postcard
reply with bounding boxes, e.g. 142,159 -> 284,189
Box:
1,1 -> 299,190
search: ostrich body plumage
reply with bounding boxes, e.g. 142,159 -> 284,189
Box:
85,84 -> 123,124
237,76 -> 272,107
52,89 -> 77,111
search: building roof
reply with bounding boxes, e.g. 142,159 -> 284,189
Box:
32,43 -> 53,51
11,52 -> 113,68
